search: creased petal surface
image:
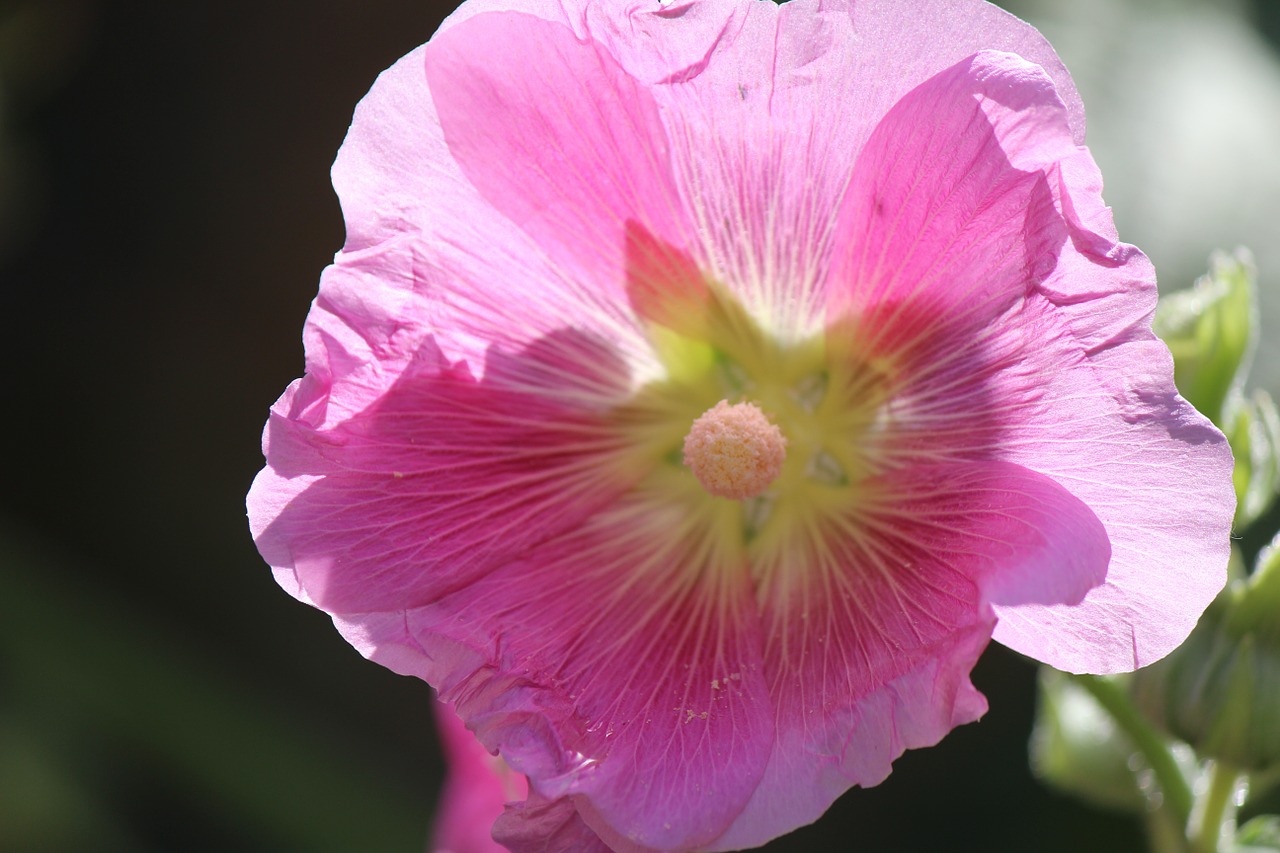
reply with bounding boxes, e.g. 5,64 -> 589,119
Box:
250,264 -> 636,613
991,243 -> 1235,672
493,792 -> 614,853
829,51 -> 1072,341
403,498 -> 773,851
433,699 -> 529,853
425,12 -> 695,311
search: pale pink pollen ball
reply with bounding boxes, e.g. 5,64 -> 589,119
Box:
683,400 -> 787,500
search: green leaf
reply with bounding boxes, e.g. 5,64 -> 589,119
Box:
1235,816 -> 1280,852
1029,669 -> 1146,813
1154,248 -> 1258,428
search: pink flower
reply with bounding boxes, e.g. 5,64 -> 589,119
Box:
248,0 -> 1235,849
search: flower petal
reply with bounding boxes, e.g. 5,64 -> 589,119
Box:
425,0 -> 1084,336
354,495 -> 774,852
569,0 -> 1082,329
828,50 -> 1078,353
250,302 -> 634,614
492,792 -> 613,853
424,11 -> 693,311
715,461 -> 1108,845
832,0 -> 1086,145
991,242 -> 1235,671
432,698 -> 528,853
438,0 -> 1083,139
331,41 -> 652,377
712,627 -> 991,851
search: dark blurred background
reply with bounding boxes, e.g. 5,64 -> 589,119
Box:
1,1 -> 1277,851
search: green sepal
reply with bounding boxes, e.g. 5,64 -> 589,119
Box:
1228,534 -> 1280,644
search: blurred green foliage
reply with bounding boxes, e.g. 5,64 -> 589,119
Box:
1238,816 -> 1280,852
1030,669 -> 1147,813
0,524 -> 431,852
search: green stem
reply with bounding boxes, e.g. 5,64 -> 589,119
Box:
1145,806 -> 1190,853
1191,762 -> 1242,853
1071,674 -> 1194,826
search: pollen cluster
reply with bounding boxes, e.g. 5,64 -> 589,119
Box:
682,400 -> 787,500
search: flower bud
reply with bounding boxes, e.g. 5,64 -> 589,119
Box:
1132,539 -> 1280,771
1153,249 -> 1257,429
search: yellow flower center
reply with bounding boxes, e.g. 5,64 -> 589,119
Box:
601,281 -> 901,585
682,400 -> 787,500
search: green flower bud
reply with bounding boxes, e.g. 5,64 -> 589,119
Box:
1226,388 -> 1280,530
1132,540 -> 1280,771
1154,249 -> 1257,428
1154,249 -> 1280,529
